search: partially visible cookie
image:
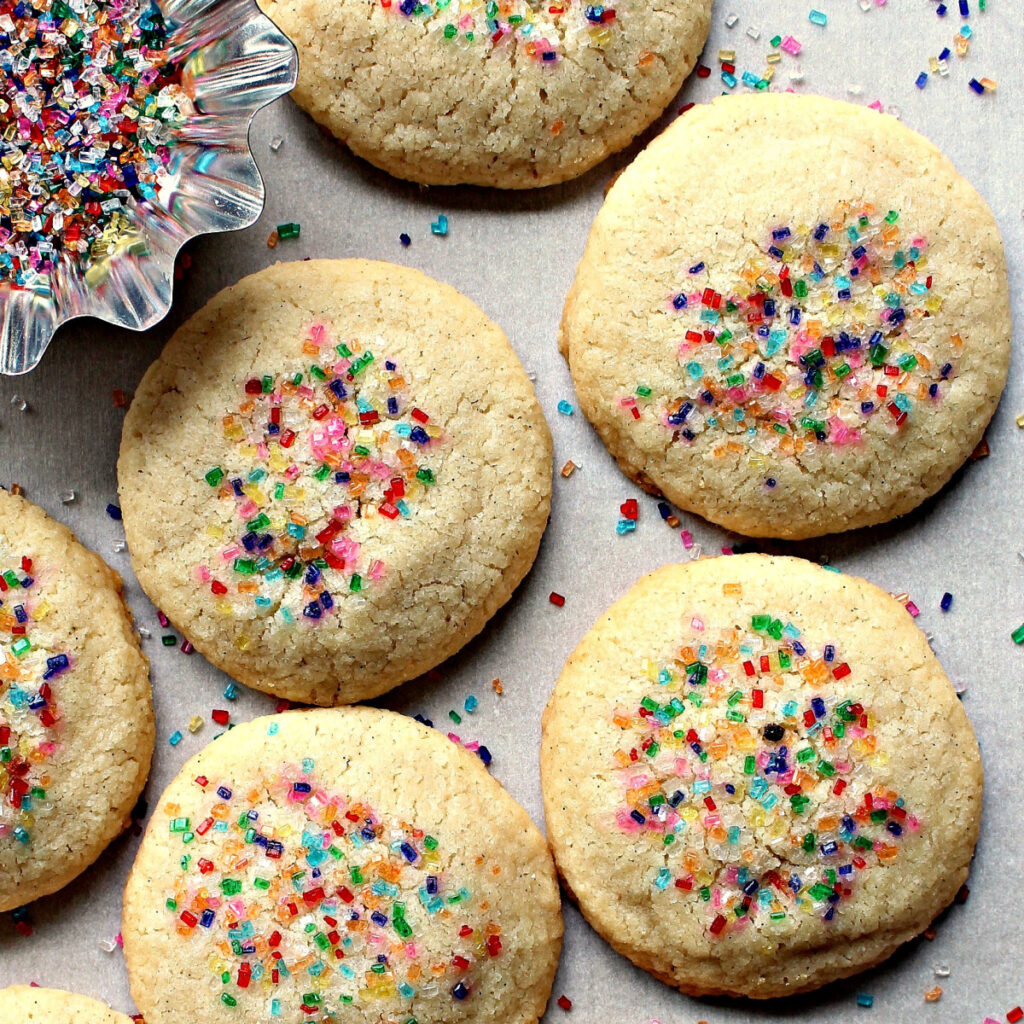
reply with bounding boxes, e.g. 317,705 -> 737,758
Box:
560,93 -> 1011,538
0,986 -> 132,1023
118,259 -> 552,706
541,555 -> 982,997
256,0 -> 713,187
0,490 -> 153,912
122,707 -> 563,1024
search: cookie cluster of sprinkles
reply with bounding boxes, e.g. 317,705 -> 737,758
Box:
166,760 -> 502,1017
627,206 -> 957,458
196,324 -> 444,627
0,0 -> 191,290
0,555 -> 69,845
383,0 -> 618,64
610,606 -> 918,937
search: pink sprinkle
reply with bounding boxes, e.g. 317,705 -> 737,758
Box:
681,530 -> 693,549
780,35 -> 802,55
869,100 -> 884,111
906,601 -> 920,618
721,546 -> 734,555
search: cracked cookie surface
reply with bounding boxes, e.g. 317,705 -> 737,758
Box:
118,259 -> 552,706
0,490 -> 153,911
0,985 -> 133,1023
540,554 -> 982,997
123,707 -> 562,1024
559,93 -> 1011,538
256,0 -> 712,187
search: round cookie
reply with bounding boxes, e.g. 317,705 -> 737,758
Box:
560,93 -> 1011,538
0,986 -> 133,1023
118,259 -> 552,706
540,554 -> 982,998
0,489 -> 153,912
256,0 -> 712,188
122,707 -> 563,1024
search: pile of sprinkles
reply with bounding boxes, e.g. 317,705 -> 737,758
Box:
166,758 -> 502,1017
0,553 -> 70,845
626,206 -> 955,459
383,0 -> 619,64
611,604 -> 918,936
0,0 -> 192,289
196,323 -> 445,626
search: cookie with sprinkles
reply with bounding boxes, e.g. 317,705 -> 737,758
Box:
254,0 -> 712,187
560,93 -> 1011,538
541,554 -> 982,997
118,259 -> 552,706
0,489 -> 153,912
0,985 -> 133,1023
122,706 -> 563,1024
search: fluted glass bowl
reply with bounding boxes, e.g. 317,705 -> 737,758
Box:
0,0 -> 297,374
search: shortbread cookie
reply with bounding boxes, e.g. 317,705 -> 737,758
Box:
0,490 -> 153,912
0,986 -> 133,1023
560,93 -> 1011,538
541,555 -> 982,997
256,0 -> 712,187
118,259 -> 552,706
123,707 -> 563,1024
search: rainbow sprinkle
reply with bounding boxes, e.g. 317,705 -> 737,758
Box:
0,554 -> 71,845
383,0 -> 618,64
196,323 -> 444,624
166,759 -> 502,1016
0,0 -> 192,289
626,206 -> 956,458
612,608 -> 918,936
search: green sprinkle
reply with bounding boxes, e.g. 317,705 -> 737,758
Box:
277,222 -> 301,239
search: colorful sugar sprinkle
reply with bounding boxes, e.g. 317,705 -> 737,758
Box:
386,0 -> 619,64
0,553 -> 70,845
0,0 -> 191,289
633,206 -> 955,455
611,609 -> 918,936
195,323 -> 444,625
167,760 -> 503,1014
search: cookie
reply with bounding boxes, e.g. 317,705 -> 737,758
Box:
0,490 -> 153,912
122,706 -> 563,1024
540,554 -> 982,997
0,986 -> 132,1023
118,259 -> 552,706
560,93 -> 1011,538
256,0 -> 712,188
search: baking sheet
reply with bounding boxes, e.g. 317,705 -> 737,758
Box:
1,0 -> 1022,1020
